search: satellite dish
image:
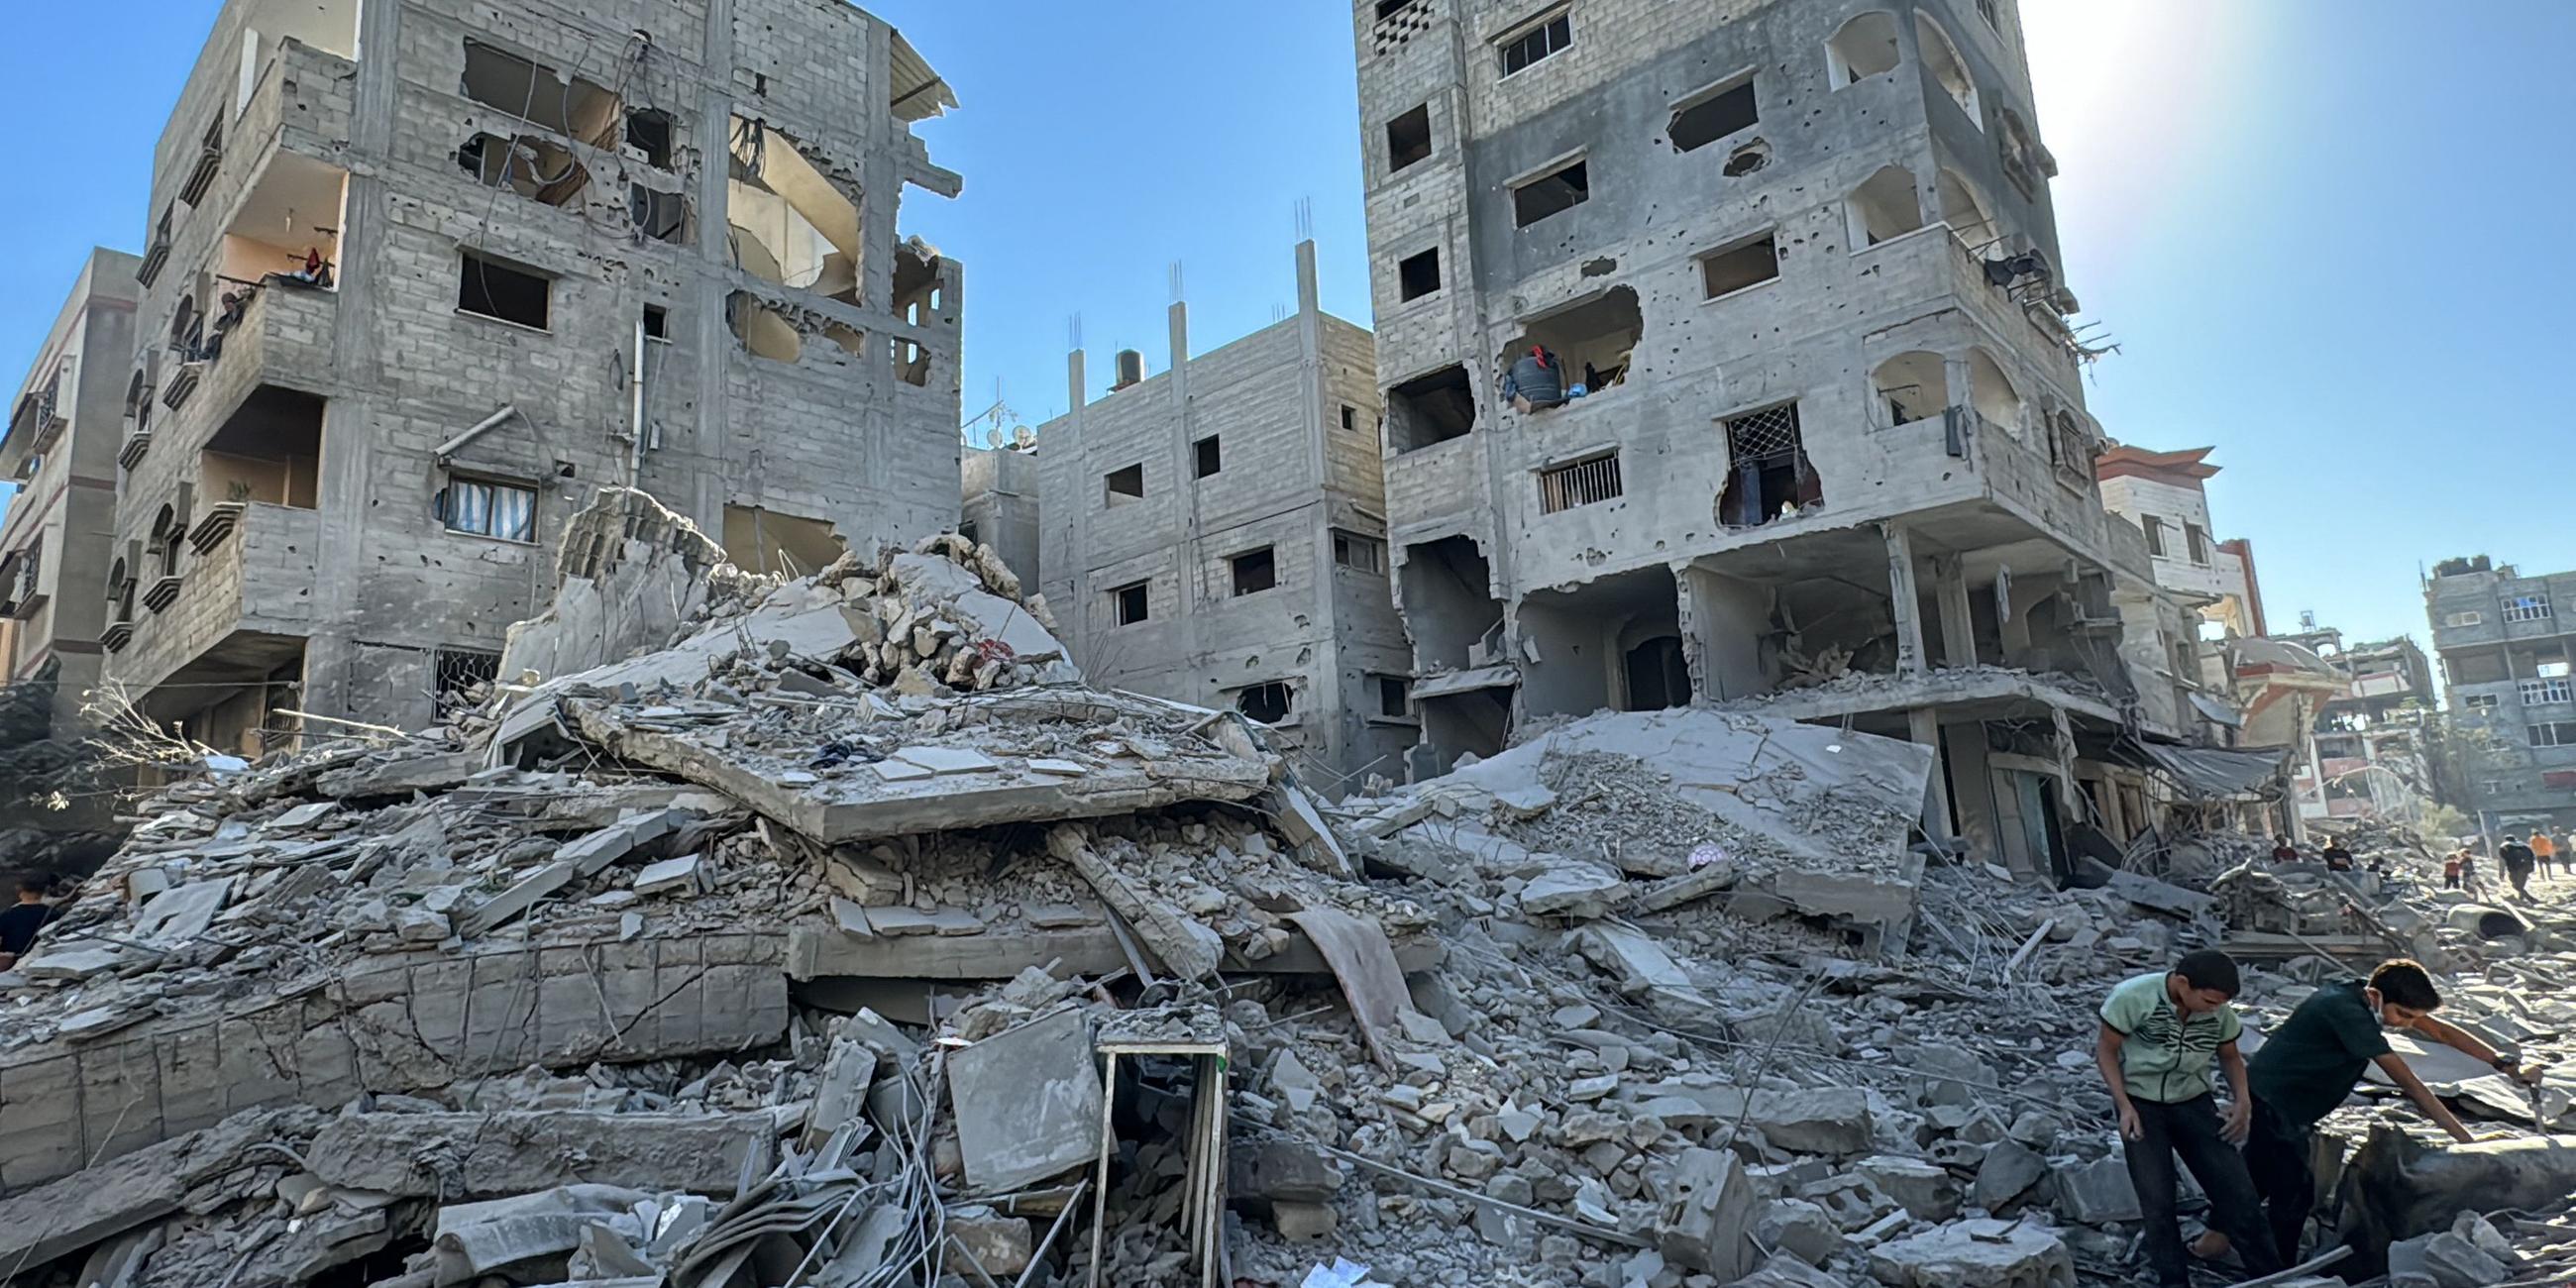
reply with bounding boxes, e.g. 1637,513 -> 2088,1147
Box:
1012,425 -> 1036,450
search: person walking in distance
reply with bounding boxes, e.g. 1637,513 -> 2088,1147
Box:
2501,834 -> 2537,902
2093,950 -> 2284,1286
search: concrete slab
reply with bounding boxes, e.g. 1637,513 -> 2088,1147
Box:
946,1008 -> 1104,1194
891,745 -> 1001,775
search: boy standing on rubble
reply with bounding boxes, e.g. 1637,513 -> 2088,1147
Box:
2232,959 -> 2541,1264
2093,950 -> 2283,1286
2501,835 -> 2537,901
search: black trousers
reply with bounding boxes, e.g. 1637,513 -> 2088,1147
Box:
2243,1097 -> 2314,1264
2121,1094 -> 2284,1285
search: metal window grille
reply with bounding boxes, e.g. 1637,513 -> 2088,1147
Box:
1538,453 -> 1623,513
1725,404 -> 1803,464
434,649 -> 501,707
2520,678 -> 2573,705
2504,594 -> 2552,623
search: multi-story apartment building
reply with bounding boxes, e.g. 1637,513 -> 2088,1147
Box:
98,0 -> 963,753
2427,555 -> 2576,830
2094,443 -> 2264,640
1348,0 -> 2223,871
2273,628 -> 2433,824
0,251 -> 144,735
1034,242 -> 1414,794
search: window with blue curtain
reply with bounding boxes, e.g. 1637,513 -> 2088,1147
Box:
435,478 -> 537,542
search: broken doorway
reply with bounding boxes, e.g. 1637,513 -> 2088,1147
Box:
1399,536 -> 1502,670
1717,402 -> 1821,527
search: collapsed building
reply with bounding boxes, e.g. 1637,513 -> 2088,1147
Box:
1034,242 -> 1415,797
1346,0 -> 2246,875
2,509 -> 2573,1288
2261,628 -> 2437,830
94,0 -> 965,753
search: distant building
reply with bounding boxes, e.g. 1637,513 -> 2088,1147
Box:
2426,555 -> 2576,830
2266,627 -> 2433,826
960,444 -> 1040,593
0,250 -> 144,733
1034,242 -> 1412,795
2094,444 -> 2265,640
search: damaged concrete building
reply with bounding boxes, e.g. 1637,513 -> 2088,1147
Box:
1349,0 -> 2228,869
2092,443 -> 2265,643
97,0 -> 964,752
1034,243 -> 1416,794
2427,554 -> 2576,830
959,441 -> 1041,596
0,251 -> 144,734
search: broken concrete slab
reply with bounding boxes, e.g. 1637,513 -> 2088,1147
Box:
631,853 -> 705,896
1973,1140 -> 2048,1212
306,1112 -> 774,1198
1047,825 -> 1222,979
2051,1155 -> 2140,1225
133,878 -> 234,942
455,861 -> 577,937
318,749 -> 487,800
1858,1155 -> 1962,1223
946,1008 -> 1104,1195
890,745 -> 1001,775
1284,906 -> 1437,1071
0,1111 -> 288,1269
1519,862 -> 1632,917
1655,1146 -> 1756,1278
1866,1218 -> 2075,1287
2104,869 -> 2218,920
1572,922 -> 1711,1009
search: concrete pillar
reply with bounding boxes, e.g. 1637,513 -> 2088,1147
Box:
1881,522 -> 1926,677
1943,355 -> 1974,420
1996,567 -> 2033,659
1932,553 -> 1976,669
1910,707 -> 1954,841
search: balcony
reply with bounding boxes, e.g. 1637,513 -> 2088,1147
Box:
110,502 -> 318,695
233,38 -> 357,181
160,282 -> 338,461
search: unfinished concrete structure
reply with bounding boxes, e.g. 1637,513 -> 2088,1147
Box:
2095,443 -> 2265,641
2266,627 -> 2433,826
99,0 -> 963,753
1034,243 -> 1413,794
2427,555 -> 2576,830
959,442 -> 1040,591
0,252 -> 144,736
1351,0 -> 2227,872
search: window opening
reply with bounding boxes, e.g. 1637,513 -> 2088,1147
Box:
2522,678 -> 2574,706
1718,403 -> 1821,526
1105,464 -> 1144,506
2530,721 -> 2576,748
1870,351 -> 1948,427
1387,105 -> 1433,172
1499,285 -> 1640,401
459,252 -> 551,329
1511,158 -> 1589,227
1847,166 -> 1924,247
1195,436 -> 1222,478
1699,233 -> 1779,298
728,292 -> 802,363
2465,694 -> 2499,712
625,109 -> 675,168
2504,594 -> 2553,623
643,305 -> 670,339
458,133 -> 589,208
461,41 -> 622,145
436,477 -> 537,542
1670,77 -> 1757,153
1333,529 -> 1385,574
1916,15 -> 1981,125
1977,0 -> 2001,32
434,649 -> 502,712
1341,405 -> 1357,433
2444,610 -> 2484,628
822,323 -> 866,359
1825,12 -> 1901,85
2142,515 -> 2168,558
1625,636 -> 1688,711
1538,452 -> 1623,513
1398,248 -> 1443,301
1376,675 -> 1412,719
630,185 -> 689,243
1498,11 -> 1572,75
2184,522 -> 2210,566
1234,681 -> 1292,724
957,520 -> 979,546
1111,581 -> 1149,626
1387,365 -> 1475,452
893,338 -> 930,386
1231,547 -> 1277,596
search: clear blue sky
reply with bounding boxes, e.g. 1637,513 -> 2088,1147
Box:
4,1 -> 2569,653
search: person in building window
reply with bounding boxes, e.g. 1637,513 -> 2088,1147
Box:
0,875 -> 62,970
1499,344 -> 1563,412
2318,837 -> 2354,871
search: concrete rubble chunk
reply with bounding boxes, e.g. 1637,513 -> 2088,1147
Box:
1655,1145 -> 1756,1277
631,852 -> 706,896
1859,1155 -> 1962,1223
947,1205 -> 1036,1276
945,1008 -> 1105,1194
1866,1219 -> 2075,1288
455,860 -> 577,937
307,1113 -> 774,1198
1757,1198 -> 1841,1266
1519,861 -> 1632,917
1972,1140 -> 2048,1212
1231,1137 -> 1344,1204
2051,1155 -> 2141,1225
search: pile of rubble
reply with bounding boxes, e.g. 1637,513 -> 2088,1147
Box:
5,518 -> 2576,1287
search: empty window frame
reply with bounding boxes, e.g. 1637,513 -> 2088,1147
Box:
1511,157 -> 1590,227
1234,681 -> 1292,724
1111,580 -> 1149,626
2444,610 -> 2484,627
643,304 -> 670,339
1847,165 -> 1925,248
1718,402 -> 1821,527
2141,515 -> 2168,558
1498,10 -> 1572,76
2464,693 -> 2500,712
1825,11 -> 1901,86
629,185 -> 688,243
1386,365 -> 1476,452
893,338 -> 930,386
458,251 -> 551,329
2184,522 -> 2210,566
1374,674 -> 1413,719
1104,463 -> 1145,506
1195,435 -> 1222,478
461,41 -> 621,145
625,109 -> 675,168
1398,248 -> 1443,301
2529,720 -> 2576,748
1537,451 -> 1622,513
2504,593 -> 2553,623
458,133 -> 589,207
1333,529 -> 1385,574
2522,678 -> 2575,705
1386,104 -> 1433,172
1341,405 -> 1358,433
1699,232 -> 1779,298
1670,75 -> 1757,153
1231,546 -> 1278,596
436,477 -> 537,542
433,648 -> 502,707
